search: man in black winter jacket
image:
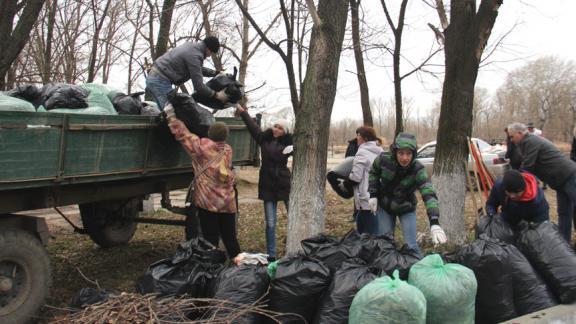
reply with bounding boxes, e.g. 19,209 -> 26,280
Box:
508,122 -> 576,242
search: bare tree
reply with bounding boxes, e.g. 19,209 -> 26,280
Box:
350,0 -> 372,126
431,0 -> 502,245
0,0 -> 46,89
286,0 -> 349,252
87,0 -> 112,82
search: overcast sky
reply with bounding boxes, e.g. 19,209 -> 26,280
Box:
227,1 -> 576,122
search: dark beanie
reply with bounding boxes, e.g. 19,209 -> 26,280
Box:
203,36 -> 220,53
208,122 -> 228,142
503,170 -> 526,193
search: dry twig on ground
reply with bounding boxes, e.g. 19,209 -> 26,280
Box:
49,293 -> 304,323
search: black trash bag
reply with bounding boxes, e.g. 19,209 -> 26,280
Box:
326,170 -> 354,199
69,287 -> 114,309
314,258 -> 378,324
172,237 -> 227,265
516,221 -> 576,304
505,244 -> 557,315
141,102 -> 161,116
136,258 -> 223,297
168,92 -> 215,138
112,91 -> 144,115
476,213 -> 517,244
208,264 -> 270,323
369,244 -> 421,280
450,236 -> 517,323
42,83 -> 90,110
356,233 -> 397,264
300,234 -> 360,272
192,68 -> 244,110
268,254 -> 332,323
6,84 -> 43,107
136,238 -> 226,297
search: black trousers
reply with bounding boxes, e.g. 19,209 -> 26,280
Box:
197,207 -> 241,259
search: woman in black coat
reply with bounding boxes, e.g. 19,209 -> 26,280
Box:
237,106 -> 293,260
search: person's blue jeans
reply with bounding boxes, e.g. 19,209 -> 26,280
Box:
376,208 -> 421,257
145,74 -> 173,111
355,209 -> 378,234
263,200 -> 288,258
556,174 -> 576,242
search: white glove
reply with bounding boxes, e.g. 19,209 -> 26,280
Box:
337,181 -> 347,192
430,225 -> 447,244
369,198 -> 378,214
214,89 -> 229,103
164,103 -> 176,121
282,145 -> 293,155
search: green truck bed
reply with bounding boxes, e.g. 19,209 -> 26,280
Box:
0,111 -> 258,213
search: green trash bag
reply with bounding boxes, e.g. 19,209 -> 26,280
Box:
0,93 -> 35,112
80,84 -> 117,114
408,254 -> 477,324
349,270 -> 426,324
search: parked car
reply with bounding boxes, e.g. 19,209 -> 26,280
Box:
416,138 -> 509,180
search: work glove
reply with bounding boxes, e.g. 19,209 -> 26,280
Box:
369,198 -> 378,214
164,103 -> 176,121
430,225 -> 447,244
282,145 -> 293,155
214,89 -> 229,103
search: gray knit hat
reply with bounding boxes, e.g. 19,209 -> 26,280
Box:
208,122 -> 229,142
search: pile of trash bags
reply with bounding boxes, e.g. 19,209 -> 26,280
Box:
0,83 -> 162,116
127,230 -> 479,324
70,220 -> 574,323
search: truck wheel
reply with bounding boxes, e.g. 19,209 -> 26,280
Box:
0,229 -> 51,324
79,199 -> 140,248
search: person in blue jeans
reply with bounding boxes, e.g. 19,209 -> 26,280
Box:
145,36 -> 228,110
368,132 -> 447,256
341,126 -> 383,234
236,105 -> 293,261
509,122 -> 576,242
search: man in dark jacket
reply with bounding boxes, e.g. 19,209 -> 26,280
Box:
508,122 -> 576,242
146,36 -> 228,110
486,170 -> 549,226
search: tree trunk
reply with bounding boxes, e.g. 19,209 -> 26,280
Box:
286,0 -> 349,253
154,0 -> 176,60
87,0 -> 111,82
0,0 -> 46,89
433,0 -> 501,244
350,0 -> 372,126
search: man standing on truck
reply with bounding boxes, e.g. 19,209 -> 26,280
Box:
146,36 -> 229,110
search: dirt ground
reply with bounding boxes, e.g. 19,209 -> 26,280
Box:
33,162 -> 567,322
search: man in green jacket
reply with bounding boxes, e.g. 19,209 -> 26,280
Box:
368,132 -> 447,256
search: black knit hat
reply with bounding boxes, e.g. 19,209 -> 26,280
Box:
208,122 -> 228,142
203,36 -> 220,53
503,170 -> 526,193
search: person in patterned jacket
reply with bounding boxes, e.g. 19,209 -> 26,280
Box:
168,113 -> 241,260
368,132 -> 447,256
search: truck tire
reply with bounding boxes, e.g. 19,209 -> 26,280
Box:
79,199 -> 140,248
0,229 -> 51,324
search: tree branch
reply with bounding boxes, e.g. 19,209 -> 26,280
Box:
427,23 -> 444,45
305,0 -> 322,27
435,0 -> 449,30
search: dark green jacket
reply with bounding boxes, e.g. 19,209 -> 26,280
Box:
368,152 -> 440,224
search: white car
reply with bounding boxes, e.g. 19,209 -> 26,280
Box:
416,138 -> 509,180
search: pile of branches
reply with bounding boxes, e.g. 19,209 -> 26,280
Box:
49,293 -> 302,323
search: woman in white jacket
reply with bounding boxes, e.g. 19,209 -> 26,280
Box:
344,126 -> 383,234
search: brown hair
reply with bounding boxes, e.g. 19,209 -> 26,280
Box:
356,126 -> 377,142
